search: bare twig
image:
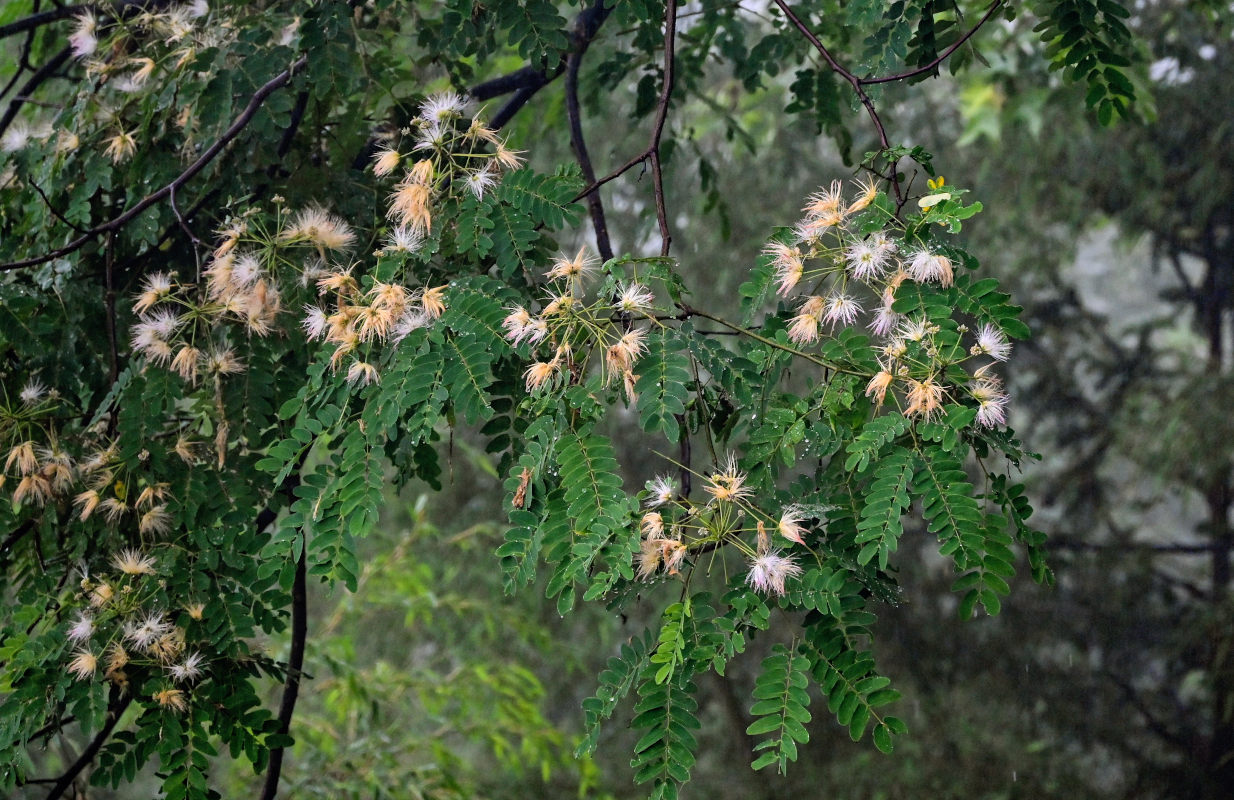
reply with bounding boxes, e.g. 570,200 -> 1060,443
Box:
770,1 -> 903,208
571,0 -> 678,257
1,56 -> 308,271
470,0 -> 615,130
649,0 -> 677,258
28,178 -> 87,233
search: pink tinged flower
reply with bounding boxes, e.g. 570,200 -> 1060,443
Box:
787,313 -> 820,345
822,294 -> 862,329
383,225 -> 424,254
419,91 -> 466,124
302,306 -> 329,340
869,305 -> 900,337
845,241 -> 890,282
745,551 -> 803,596
346,361 -> 379,386
69,11 -> 98,59
865,370 -> 895,407
112,548 -> 156,575
19,379 -> 47,406
764,241 -> 805,297
777,506 -> 808,545
372,147 -> 400,177
502,306 -> 533,343
124,611 -> 171,651
641,512 -> 665,538
906,249 -> 955,287
544,246 -> 598,285
645,475 -> 677,508
524,360 -> 560,393
67,613 -> 95,643
973,323 -> 1012,362
905,378 -> 945,421
803,180 -> 844,218
971,379 -> 1009,427
897,316 -> 932,343
392,309 -> 431,343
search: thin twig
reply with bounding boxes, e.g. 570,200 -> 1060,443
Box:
43,691 -> 132,800
1,56 -> 308,271
649,0 -> 677,257
860,0 -> 1005,85
29,177 -> 87,233
571,0 -> 678,256
470,0 -> 615,130
770,1 -> 904,208
0,46 -> 71,144
104,233 -> 119,386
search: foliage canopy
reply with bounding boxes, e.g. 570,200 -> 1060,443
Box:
0,0 -> 1151,797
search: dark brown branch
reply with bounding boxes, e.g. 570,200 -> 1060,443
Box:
258,550 -> 307,800
649,0 -> 677,258
1,55 -> 308,271
275,89 -> 310,159
564,2 -> 614,262
770,1 -> 904,208
0,0 -> 162,40
571,0 -> 677,255
860,0 -> 1004,85
43,691 -> 132,800
469,0 -> 615,130
104,233 -> 119,385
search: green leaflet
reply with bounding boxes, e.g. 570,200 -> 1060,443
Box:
635,327 -> 692,441
747,645 -> 813,773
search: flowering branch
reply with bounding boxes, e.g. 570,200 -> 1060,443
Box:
0,55 -> 309,272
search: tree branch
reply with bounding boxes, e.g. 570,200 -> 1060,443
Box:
770,1 -> 904,208
0,45 -> 71,144
1,55 -> 308,271
860,0 -> 1004,85
43,690 -> 132,800
258,549 -> 307,800
0,0 -> 165,40
469,0 -> 615,130
564,1 -> 615,262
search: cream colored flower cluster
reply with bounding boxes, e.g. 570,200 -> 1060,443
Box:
637,459 -> 811,597
65,548 -> 209,714
502,249 -> 663,398
765,177 -> 1011,426
371,91 -> 525,236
